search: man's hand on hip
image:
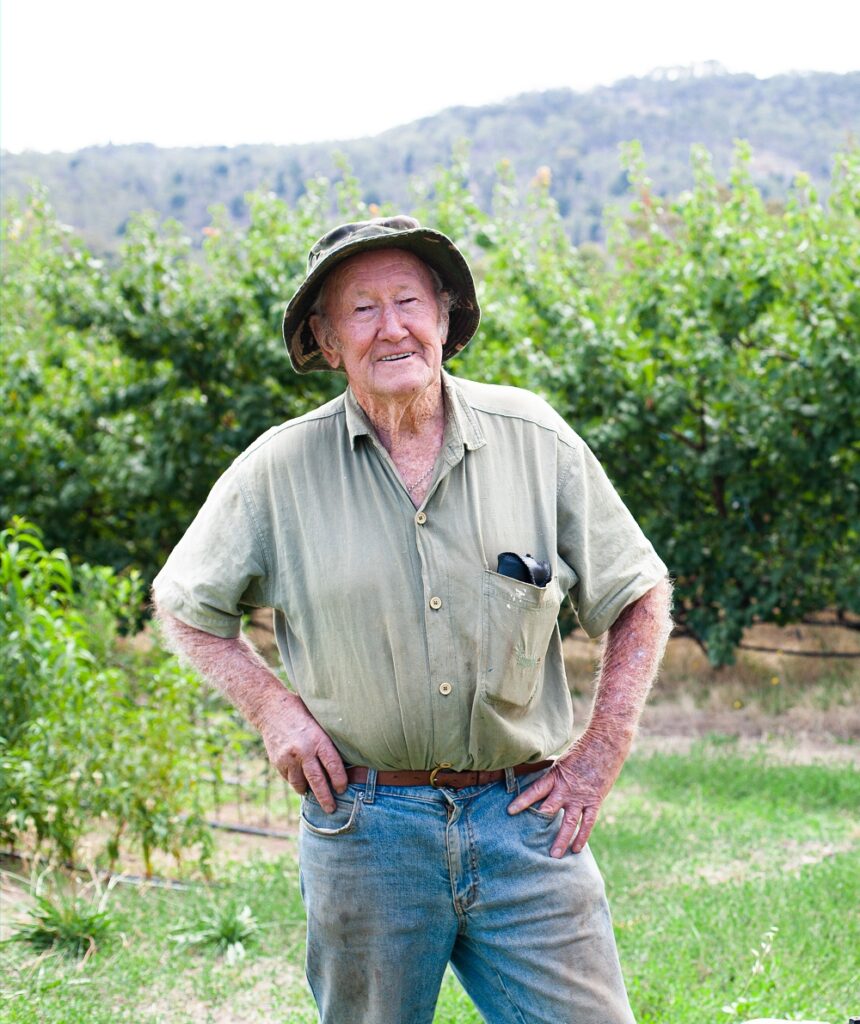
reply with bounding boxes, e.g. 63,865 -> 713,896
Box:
260,692 -> 348,812
507,739 -> 623,857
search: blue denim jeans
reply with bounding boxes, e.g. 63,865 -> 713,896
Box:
298,768 -> 635,1024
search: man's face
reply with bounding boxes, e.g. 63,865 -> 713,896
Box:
310,249 -> 446,406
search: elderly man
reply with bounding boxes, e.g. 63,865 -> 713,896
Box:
153,216 -> 672,1024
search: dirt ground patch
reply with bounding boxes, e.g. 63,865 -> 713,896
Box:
693,829 -> 860,885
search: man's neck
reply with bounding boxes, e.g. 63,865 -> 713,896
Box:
354,378 -> 445,455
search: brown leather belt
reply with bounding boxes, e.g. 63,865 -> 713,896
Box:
346,760 -> 554,790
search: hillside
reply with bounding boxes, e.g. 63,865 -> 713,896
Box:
2,65 -> 858,251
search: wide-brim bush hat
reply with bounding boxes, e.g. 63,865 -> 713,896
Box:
283,215 -> 481,374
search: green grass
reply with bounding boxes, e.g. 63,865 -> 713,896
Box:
600,746 -> 860,1022
1,743 -> 857,1023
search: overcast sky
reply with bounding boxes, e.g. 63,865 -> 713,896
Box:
2,0 -> 858,154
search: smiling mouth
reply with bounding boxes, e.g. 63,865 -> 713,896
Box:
379,353 -> 413,362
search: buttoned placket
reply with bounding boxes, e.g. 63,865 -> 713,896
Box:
343,376 -> 486,768
357,418 -> 472,768
412,434 -> 475,768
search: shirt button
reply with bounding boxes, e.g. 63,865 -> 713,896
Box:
415,511 -> 427,525
429,596 -> 442,610
439,682 -> 453,696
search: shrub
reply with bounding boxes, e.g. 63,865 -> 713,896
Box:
0,519 -> 237,872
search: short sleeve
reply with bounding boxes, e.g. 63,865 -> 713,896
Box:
557,437 -> 667,637
152,465 -> 269,638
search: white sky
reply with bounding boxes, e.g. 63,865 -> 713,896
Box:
2,0 -> 858,154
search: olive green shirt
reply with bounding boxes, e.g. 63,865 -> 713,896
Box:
153,372 -> 667,770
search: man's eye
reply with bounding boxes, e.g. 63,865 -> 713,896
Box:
354,304 -> 373,313
398,297 -> 417,305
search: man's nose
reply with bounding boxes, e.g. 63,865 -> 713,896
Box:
377,302 -> 409,341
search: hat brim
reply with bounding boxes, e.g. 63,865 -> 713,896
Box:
283,228 -> 481,374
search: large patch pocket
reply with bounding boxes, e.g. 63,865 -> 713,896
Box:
479,569 -> 562,708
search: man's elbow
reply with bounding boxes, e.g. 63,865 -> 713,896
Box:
637,576 -> 674,647
649,576 -> 673,616
613,577 -> 674,643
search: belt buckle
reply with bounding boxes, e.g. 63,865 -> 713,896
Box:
429,762 -> 454,788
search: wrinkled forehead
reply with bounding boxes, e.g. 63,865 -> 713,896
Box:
325,248 -> 436,302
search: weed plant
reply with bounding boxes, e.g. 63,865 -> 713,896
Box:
170,897 -> 258,964
4,868 -> 115,961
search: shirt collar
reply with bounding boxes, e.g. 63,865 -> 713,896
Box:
343,371 -> 486,456
343,387 -> 375,449
441,370 -> 485,460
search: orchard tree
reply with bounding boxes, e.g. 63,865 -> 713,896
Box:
550,144 -> 860,662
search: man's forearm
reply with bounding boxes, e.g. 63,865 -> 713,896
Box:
580,577 -> 673,760
154,603 -> 295,732
154,601 -> 348,809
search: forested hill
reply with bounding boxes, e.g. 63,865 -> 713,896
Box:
3,65 -> 858,251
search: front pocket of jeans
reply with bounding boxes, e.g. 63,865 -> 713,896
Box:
479,569 -> 562,708
525,804 -> 561,822
300,791 -> 361,837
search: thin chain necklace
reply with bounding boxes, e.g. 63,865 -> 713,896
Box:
405,463 -> 436,494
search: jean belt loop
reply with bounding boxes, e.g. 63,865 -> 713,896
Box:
504,766 -> 517,793
364,768 -> 378,804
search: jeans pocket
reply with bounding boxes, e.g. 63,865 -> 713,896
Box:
524,804 -> 561,822
300,791 -> 362,837
516,768 -> 561,821
480,569 -> 562,708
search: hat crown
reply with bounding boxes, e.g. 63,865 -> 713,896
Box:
283,213 -> 480,374
308,216 -> 422,272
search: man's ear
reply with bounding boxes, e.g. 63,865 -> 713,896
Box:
309,314 -> 341,370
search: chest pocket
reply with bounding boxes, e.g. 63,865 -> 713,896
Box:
479,569 -> 563,708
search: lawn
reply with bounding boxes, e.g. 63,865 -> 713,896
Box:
2,740 -> 857,1024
